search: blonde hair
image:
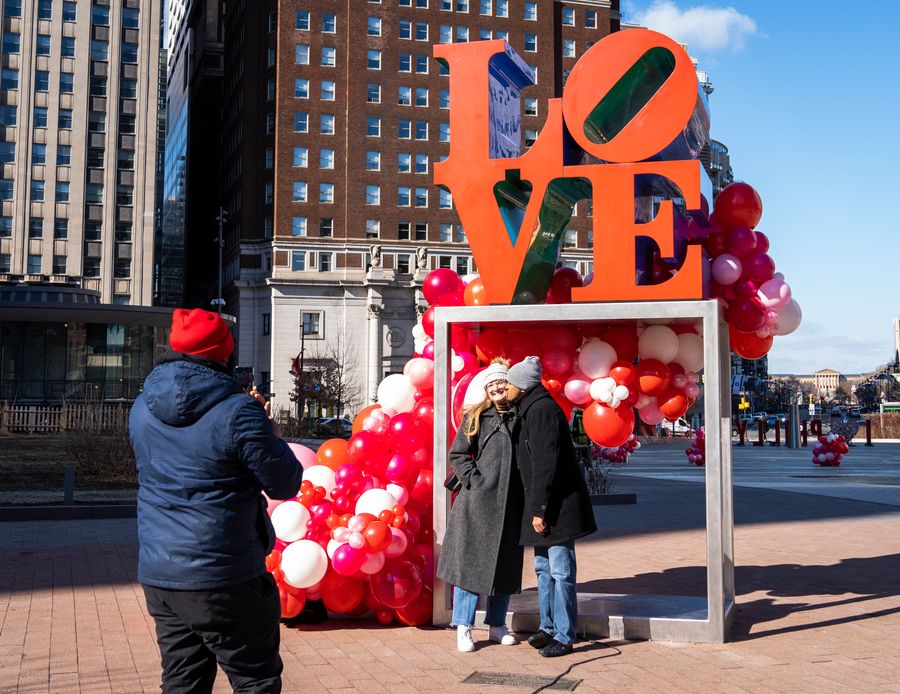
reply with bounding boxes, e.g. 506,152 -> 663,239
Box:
464,357 -> 511,440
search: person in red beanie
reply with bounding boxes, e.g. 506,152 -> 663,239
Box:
130,307 -> 301,693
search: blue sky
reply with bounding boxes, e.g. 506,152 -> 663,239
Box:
623,0 -> 900,374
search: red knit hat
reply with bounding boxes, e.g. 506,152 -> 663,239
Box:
169,308 -> 234,362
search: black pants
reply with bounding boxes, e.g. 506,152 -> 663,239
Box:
143,574 -> 283,693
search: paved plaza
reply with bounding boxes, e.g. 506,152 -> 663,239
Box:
1,444 -> 899,693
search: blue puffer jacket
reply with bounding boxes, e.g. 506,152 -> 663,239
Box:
129,355 -> 302,590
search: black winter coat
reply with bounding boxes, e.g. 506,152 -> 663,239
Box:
514,386 -> 597,547
436,407 -> 525,596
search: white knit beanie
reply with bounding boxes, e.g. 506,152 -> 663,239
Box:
482,362 -> 509,387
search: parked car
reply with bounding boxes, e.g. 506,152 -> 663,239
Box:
765,414 -> 787,428
318,417 -> 352,438
657,417 -> 692,436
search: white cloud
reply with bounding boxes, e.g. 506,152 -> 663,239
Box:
628,1 -> 758,53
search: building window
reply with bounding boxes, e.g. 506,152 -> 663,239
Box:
61,36 -> 75,57
264,217 -> 273,238
366,219 -> 380,238
417,0 -> 429,7
120,78 -> 137,98
2,33 -> 20,54
414,187 -> 428,207
63,0 -> 76,20
319,183 -> 334,204
321,46 -> 336,67
319,218 -> 333,236
295,44 -> 309,64
36,34 -> 51,55
397,221 -> 410,240
91,40 -> 108,61
366,150 -> 381,171
264,182 -> 273,203
0,105 -> 15,127
262,313 -> 271,336
322,12 -> 336,32
398,152 -> 411,173
55,181 -> 69,202
35,70 -> 50,91
265,147 -> 274,169
368,16 -> 382,36
523,32 -> 539,52
398,119 -> 411,138
366,184 -> 380,205
398,85 -> 412,106
439,122 -> 450,142
267,47 -> 276,67
34,106 -> 49,128
52,255 -> 67,275
439,89 -> 450,109
367,83 -> 381,103
367,50 -> 381,69
28,216 -> 43,238
27,254 -> 41,274
455,26 -> 468,42
415,222 -> 428,240
58,109 -> 73,129
439,24 -> 451,43
54,218 -> 68,239
400,19 -> 412,39
525,128 -> 537,147
266,79 -> 275,101
121,42 -> 139,63
0,253 -> 9,272
397,255 -> 411,274
524,2 -> 536,20
320,113 -> 335,134
302,312 -> 321,336
454,224 -> 466,243
397,186 -> 411,206
439,223 -> 452,242
320,148 -> 334,168
524,97 -> 538,116
83,258 -> 100,277
366,116 -> 381,137
292,182 -> 308,202
496,29 -> 508,41
321,80 -> 335,100
439,188 -> 452,209
31,180 -> 45,201
0,179 -> 13,200
415,120 -> 428,140
479,0 -> 492,15
294,146 -> 308,167
294,112 -> 309,132
456,0 -> 468,10
296,10 -> 310,30
266,113 -> 275,134
1,68 -> 17,90
122,7 -> 140,28
562,38 -> 575,58
31,143 -> 46,165
438,256 -> 452,269
415,153 -> 428,174
291,251 -> 306,271
585,9 -> 597,28
399,53 -> 411,72
267,12 -> 276,32
114,259 -> 130,278
415,87 -> 428,107
292,216 -> 307,236
416,22 -> 429,40
479,28 -> 492,40
562,6 -> 575,25
295,78 -> 309,98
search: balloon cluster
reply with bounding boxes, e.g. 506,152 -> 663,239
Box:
812,434 -> 848,467
685,427 -> 706,466
264,407 -> 436,625
593,434 -> 640,464
685,182 -> 801,360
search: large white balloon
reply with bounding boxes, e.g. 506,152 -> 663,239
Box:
280,540 -> 328,588
302,465 -> 336,499
270,500 -> 310,542
377,373 -> 417,413
578,339 -> 617,379
674,333 -> 704,373
355,488 -> 398,517
638,325 -> 679,363
775,298 -> 802,336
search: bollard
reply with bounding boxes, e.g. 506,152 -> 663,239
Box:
865,419 -> 873,446
789,404 -> 801,449
801,419 -> 808,446
64,465 -> 75,505
771,420 -> 781,446
753,418 -> 765,446
810,419 -> 822,439
735,420 -> 747,446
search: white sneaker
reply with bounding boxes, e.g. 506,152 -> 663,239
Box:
457,625 -> 476,652
489,625 -> 518,645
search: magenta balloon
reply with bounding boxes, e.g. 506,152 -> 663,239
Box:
387,412 -> 427,453
422,269 -> 464,306
332,543 -> 366,576
335,463 -> 364,488
421,341 -> 435,360
725,226 -> 757,258
385,452 -> 420,486
742,252 -> 776,284
725,297 -> 765,332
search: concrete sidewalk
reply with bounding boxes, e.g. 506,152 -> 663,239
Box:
2,446 -> 900,693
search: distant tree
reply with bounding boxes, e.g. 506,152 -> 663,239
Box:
289,332 -> 362,421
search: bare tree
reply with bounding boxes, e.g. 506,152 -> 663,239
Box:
289,332 -> 363,420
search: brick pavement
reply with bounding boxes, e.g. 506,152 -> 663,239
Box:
2,448 -> 900,693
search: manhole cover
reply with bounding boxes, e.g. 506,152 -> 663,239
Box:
462,671 -> 582,691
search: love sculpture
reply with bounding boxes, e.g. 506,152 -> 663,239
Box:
434,29 -> 711,305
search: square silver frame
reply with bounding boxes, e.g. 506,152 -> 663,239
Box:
431,299 -> 735,643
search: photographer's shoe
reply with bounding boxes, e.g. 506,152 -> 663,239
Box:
527,630 -> 554,649
539,640 -> 574,657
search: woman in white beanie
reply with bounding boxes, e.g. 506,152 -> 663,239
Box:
437,358 -> 525,652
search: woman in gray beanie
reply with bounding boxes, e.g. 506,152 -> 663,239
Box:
437,358 -> 525,652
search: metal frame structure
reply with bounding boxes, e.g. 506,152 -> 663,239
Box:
431,300 -> 735,643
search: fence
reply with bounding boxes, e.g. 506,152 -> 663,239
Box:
0,402 -> 131,434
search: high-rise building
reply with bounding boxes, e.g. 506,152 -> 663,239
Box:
893,315 -> 899,367
0,0 -> 162,305
216,0 -> 621,411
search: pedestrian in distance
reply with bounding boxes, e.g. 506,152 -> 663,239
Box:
506,356 -> 597,658
129,308 -> 302,693
437,359 -> 525,652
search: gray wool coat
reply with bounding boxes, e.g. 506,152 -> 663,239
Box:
436,406 -> 525,596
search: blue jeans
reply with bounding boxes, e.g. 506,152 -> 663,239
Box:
533,543 -> 577,645
451,586 -> 510,628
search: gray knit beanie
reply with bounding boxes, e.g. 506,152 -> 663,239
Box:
507,356 -> 542,390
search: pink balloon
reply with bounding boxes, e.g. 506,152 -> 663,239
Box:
288,443 -> 317,470
543,349 -> 574,377
332,526 -> 351,543
360,550 -> 386,575
638,401 -> 665,425
384,526 -> 409,558
685,384 -> 700,399
263,492 -> 283,516
335,463 -> 363,489
453,351 -> 479,382
421,341 -> 435,360
404,358 -> 435,389
711,254 -> 743,285
563,373 -> 593,406
348,531 -> 367,549
757,277 -> 791,310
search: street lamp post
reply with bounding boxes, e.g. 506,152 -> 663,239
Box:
212,207 -> 228,314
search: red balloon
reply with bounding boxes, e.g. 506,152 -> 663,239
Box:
505,330 -> 542,364
475,328 -> 508,363
346,431 -> 387,478
602,326 -> 639,362
658,387 -> 689,420
582,402 -> 634,448
543,348 -> 574,377
394,587 -> 433,626
538,327 -> 580,353
369,559 -> 423,609
279,587 -> 306,619
609,360 -> 637,387
320,571 -> 365,613
422,306 -> 436,338
463,277 -> 490,306
725,226 -> 757,258
413,397 -> 434,422
451,325 -> 472,353
729,326 -> 773,360
714,182 -> 763,231
352,404 -> 381,435
636,359 -> 670,396
547,387 -> 574,422
702,230 -> 728,257
363,520 -> 392,552
316,439 -> 348,471
410,468 -> 433,504
374,608 -> 394,625
387,412 -> 427,454
422,269 -> 464,306
754,231 -> 770,253
546,267 -> 584,303
742,252 -> 775,284
724,297 -> 765,333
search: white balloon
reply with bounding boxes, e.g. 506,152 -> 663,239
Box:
355,488 -> 398,516
638,325 -> 679,363
674,333 -> 704,372
775,298 -> 802,336
270,501 -> 310,542
462,368 -> 490,409
377,373 -> 417,413
613,384 -> 630,400
411,324 -> 426,340
281,539 -> 328,588
326,538 -> 342,559
386,483 -> 409,506
589,377 -> 615,402
578,339 -> 618,379
302,465 -> 336,500
817,453 -> 827,463
462,273 -> 479,284
360,550 -> 386,575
